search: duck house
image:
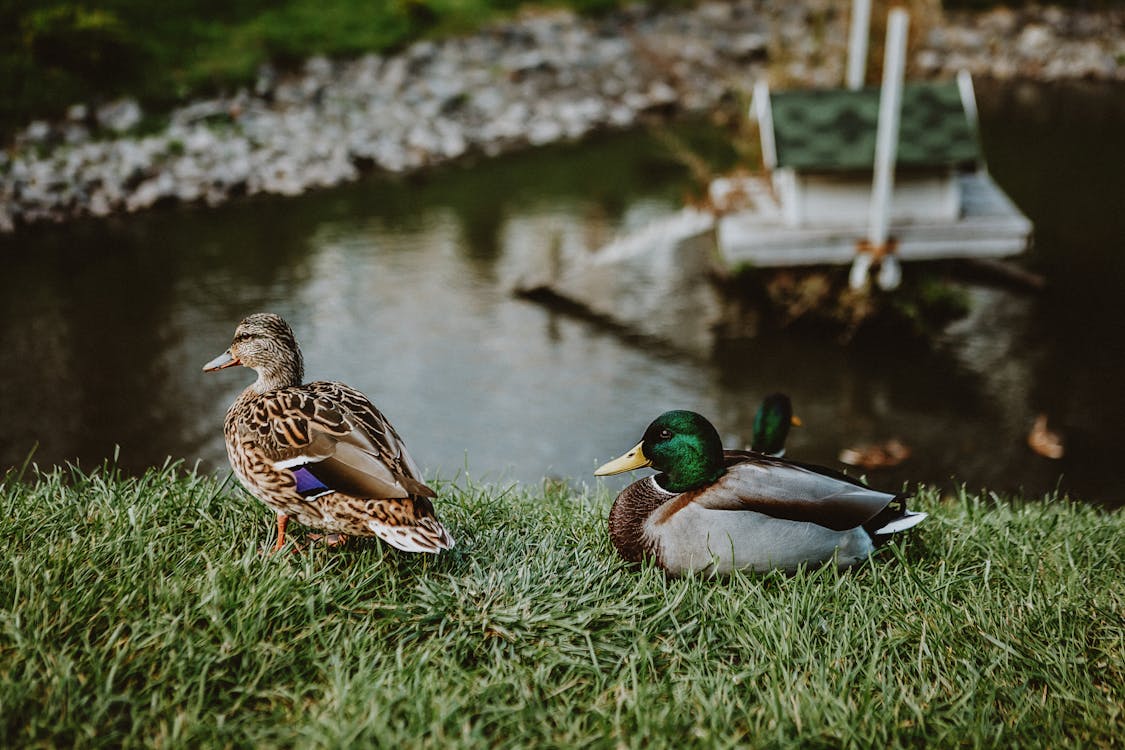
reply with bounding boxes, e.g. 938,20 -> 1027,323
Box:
714,9 -> 1032,289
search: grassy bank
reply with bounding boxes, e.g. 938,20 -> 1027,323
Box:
0,462 -> 1121,747
5,0 -> 1120,136
0,0 -> 694,136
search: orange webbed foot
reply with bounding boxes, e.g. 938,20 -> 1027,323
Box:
307,533 -> 349,548
264,514 -> 304,554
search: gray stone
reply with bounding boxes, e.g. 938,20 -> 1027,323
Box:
63,125 -> 90,145
24,121 -> 51,143
979,7 -> 1018,36
304,56 -> 334,81
472,87 -> 506,118
172,100 -> 230,126
126,172 -> 175,211
183,127 -> 217,154
97,98 -> 143,133
379,57 -> 408,94
1018,26 -> 1055,58
527,118 -> 564,146
88,189 -> 112,217
254,64 -> 277,97
731,32 -> 769,59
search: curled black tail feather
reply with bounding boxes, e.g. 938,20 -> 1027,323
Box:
863,493 -> 927,544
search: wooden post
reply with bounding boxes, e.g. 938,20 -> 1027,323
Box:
846,0 -> 872,90
956,69 -> 979,129
869,9 -> 908,249
851,8 -> 908,291
753,80 -> 778,170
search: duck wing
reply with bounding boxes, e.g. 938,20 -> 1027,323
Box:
256,382 -> 436,501
688,450 -> 901,531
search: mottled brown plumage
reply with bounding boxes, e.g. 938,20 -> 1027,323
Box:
204,313 -> 454,553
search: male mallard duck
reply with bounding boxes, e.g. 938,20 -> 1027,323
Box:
751,392 -> 801,457
203,313 -> 454,553
595,410 -> 924,575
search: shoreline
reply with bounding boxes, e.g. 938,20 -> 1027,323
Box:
1,1 -> 1122,234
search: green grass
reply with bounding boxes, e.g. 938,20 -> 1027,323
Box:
0,461 -> 1122,747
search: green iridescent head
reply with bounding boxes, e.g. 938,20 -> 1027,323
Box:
751,393 -> 796,456
595,410 -> 726,492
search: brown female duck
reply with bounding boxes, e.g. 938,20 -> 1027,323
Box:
203,313 -> 453,553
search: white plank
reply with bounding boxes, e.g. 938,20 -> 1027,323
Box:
716,173 -> 1032,267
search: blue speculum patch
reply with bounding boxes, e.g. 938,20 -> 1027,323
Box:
292,466 -> 331,498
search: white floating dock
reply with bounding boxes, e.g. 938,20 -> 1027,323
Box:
714,171 -> 1032,268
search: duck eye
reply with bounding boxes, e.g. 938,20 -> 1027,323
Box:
658,429 -> 673,440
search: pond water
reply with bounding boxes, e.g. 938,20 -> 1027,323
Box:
1,81 -> 1121,505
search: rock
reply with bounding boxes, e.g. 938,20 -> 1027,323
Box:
697,1 -> 733,24
254,64 -> 277,98
174,179 -> 202,203
1043,7 -> 1066,28
471,87 -> 506,119
915,49 -> 943,75
406,123 -> 441,157
304,56 -> 334,82
88,189 -> 113,217
407,40 -> 437,65
1018,25 -> 1055,58
24,121 -> 51,144
434,120 -> 467,159
299,59 -> 332,102
979,7 -> 1018,36
96,98 -> 143,133
731,32 -> 769,60
609,104 -> 635,126
259,157 -> 305,196
949,27 -> 987,51
126,172 -> 175,211
63,125 -> 90,145
646,81 -> 679,107
527,118 -> 564,146
508,50 -> 551,76
379,57 -> 408,94
991,57 -> 1018,80
171,100 -> 231,126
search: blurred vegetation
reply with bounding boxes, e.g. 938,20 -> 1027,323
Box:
721,266 -> 971,344
0,0 -> 692,137
3,0 -> 1121,137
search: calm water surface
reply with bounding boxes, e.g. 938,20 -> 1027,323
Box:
1,81 -> 1122,504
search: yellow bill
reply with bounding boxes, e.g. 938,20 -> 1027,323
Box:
594,441 -> 651,476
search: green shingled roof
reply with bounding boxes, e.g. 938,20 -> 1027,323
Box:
768,81 -> 981,172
